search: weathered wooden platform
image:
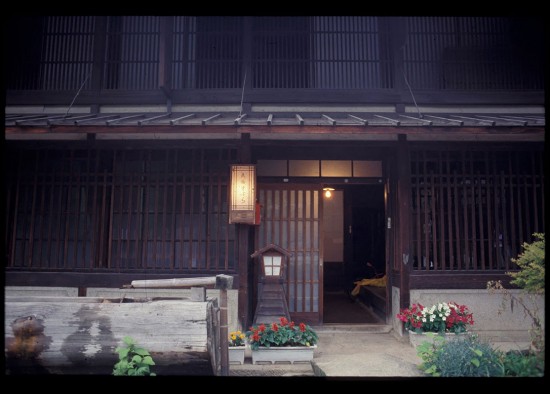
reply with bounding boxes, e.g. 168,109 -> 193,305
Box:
5,296 -> 219,375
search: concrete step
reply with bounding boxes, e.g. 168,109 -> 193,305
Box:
229,359 -> 314,377
312,323 -> 392,333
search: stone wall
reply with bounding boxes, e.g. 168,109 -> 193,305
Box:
392,288 -> 545,350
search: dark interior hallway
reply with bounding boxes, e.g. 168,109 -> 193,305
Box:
323,291 -> 381,324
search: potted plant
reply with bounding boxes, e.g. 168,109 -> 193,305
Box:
228,330 -> 247,365
396,302 -> 474,348
246,317 -> 318,364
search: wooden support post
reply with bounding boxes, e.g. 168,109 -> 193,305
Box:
216,274 -> 233,377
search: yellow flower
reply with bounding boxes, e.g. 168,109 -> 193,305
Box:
230,334 -> 236,340
240,334 -> 245,340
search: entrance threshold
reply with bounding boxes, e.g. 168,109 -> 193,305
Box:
313,323 -> 392,334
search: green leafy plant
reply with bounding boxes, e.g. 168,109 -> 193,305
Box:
246,317 -> 318,350
508,232 -> 545,294
112,336 -> 156,376
417,333 -> 505,377
487,232 -> 545,356
397,301 -> 474,334
503,349 -> 544,377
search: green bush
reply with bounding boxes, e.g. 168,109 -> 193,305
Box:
418,334 -> 505,377
113,336 -> 156,376
503,350 -> 544,377
508,232 -> 545,294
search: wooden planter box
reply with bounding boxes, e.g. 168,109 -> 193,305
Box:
228,346 -> 246,365
251,345 -> 316,365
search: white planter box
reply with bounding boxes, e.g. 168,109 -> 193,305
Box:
408,331 -> 468,348
228,346 -> 246,365
252,345 -> 317,365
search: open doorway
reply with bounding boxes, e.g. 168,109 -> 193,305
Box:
322,184 -> 386,324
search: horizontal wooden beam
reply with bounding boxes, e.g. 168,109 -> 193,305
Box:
5,271 -> 239,289
409,271 -> 516,289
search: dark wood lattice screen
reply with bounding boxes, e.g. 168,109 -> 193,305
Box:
5,147 -> 238,273
410,148 -> 544,271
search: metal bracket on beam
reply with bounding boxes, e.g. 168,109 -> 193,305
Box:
423,115 -> 464,126
322,114 -> 336,126
202,114 -> 221,125
138,113 -> 172,126
295,114 -> 304,126
234,113 -> 247,126
75,114 -> 119,126
374,114 -> 400,126
267,114 -> 273,126
450,115 -> 495,126
106,114 -> 144,126
398,114 -> 433,125
170,114 -> 195,125
347,114 -> 368,125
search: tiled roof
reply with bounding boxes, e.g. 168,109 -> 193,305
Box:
5,111 -> 545,127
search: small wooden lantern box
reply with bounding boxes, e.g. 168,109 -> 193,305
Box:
251,244 -> 292,325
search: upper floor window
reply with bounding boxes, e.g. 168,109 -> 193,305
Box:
404,17 -> 544,90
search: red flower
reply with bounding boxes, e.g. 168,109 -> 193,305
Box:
272,323 -> 279,332
252,333 -> 260,341
280,317 -> 288,326
289,321 -> 295,329
259,324 -> 266,332
299,323 -> 306,332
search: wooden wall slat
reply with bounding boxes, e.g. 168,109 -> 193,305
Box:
410,148 -> 543,273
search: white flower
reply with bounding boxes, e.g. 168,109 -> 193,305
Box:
442,316 -> 446,321
422,318 -> 426,322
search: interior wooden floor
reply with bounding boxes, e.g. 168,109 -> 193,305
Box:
322,291 -> 381,324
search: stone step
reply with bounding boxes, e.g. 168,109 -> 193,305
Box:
312,323 -> 392,333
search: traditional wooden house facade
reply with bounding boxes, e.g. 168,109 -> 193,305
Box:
4,16 -> 544,332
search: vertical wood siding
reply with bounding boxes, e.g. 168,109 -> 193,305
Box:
6,16 -> 544,92
410,149 -> 544,271
40,16 -> 96,90
103,16 -> 160,90
5,147 -> 238,273
256,186 -> 320,319
404,17 -> 544,90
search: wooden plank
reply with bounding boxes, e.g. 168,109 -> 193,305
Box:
89,152 -> 99,269
99,168 -> 109,268
444,153 -> 454,269
478,168 -> 487,270
460,154 -> 470,270
170,151 -> 178,270
130,276 -> 217,288
429,170 -> 437,269
451,170 -> 461,270
468,154 -> 477,269
9,153 -> 22,268
5,299 -> 214,372
27,153 -> 40,267
437,154 -> 445,270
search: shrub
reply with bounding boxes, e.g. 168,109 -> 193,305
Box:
113,336 -> 156,376
503,350 -> 544,377
418,333 -> 505,377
